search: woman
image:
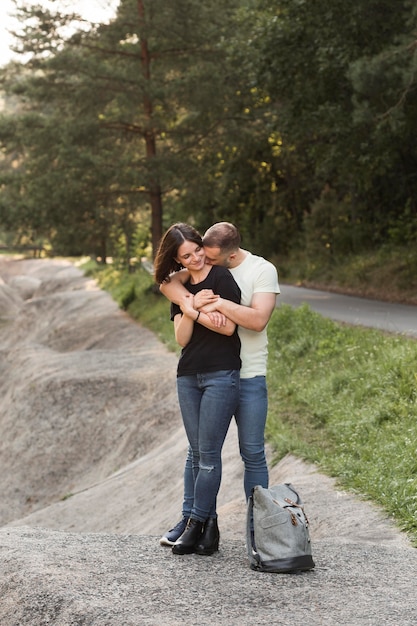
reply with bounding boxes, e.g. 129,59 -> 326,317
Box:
154,223 -> 241,556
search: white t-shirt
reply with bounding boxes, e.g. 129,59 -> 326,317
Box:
229,251 -> 280,378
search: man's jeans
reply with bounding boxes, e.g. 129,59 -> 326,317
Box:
177,369 -> 240,522
181,375 -> 268,518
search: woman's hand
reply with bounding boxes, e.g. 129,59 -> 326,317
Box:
178,293 -> 197,319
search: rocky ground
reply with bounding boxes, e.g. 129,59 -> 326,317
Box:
0,256 -> 415,626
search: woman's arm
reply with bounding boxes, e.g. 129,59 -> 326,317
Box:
174,312 -> 196,347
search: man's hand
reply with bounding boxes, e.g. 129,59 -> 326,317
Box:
193,289 -> 219,310
177,292 -> 230,331
205,311 -> 227,328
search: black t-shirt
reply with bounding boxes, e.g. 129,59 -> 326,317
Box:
171,265 -> 241,377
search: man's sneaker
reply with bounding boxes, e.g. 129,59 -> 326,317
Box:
159,517 -> 188,546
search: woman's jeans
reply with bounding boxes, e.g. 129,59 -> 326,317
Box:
181,375 -> 268,518
177,370 -> 240,522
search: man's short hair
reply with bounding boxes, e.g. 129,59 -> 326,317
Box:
203,222 -> 241,254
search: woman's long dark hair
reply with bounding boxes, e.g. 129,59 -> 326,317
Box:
154,223 -> 203,284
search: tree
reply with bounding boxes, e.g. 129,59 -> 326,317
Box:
0,0 -> 244,258
249,0 -> 414,250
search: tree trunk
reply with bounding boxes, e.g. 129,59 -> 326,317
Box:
137,0 -> 163,259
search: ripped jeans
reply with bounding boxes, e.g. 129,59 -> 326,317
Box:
176,370 -> 240,522
181,375 -> 269,519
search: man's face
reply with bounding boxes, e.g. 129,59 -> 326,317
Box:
203,246 -> 231,268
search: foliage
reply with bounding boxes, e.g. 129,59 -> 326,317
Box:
1,0 -> 417,263
252,0 -> 417,247
275,243 -> 417,305
0,0 -> 243,258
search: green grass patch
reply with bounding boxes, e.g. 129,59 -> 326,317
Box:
82,262 -> 417,544
266,304 -> 417,542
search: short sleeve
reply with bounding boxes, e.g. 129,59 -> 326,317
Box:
170,302 -> 181,322
253,260 -> 280,294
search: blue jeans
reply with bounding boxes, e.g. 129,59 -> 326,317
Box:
177,370 -> 240,522
181,375 -> 268,518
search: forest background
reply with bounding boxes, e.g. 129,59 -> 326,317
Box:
0,0 -> 417,302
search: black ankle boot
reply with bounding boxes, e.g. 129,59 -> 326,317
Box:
195,517 -> 220,556
172,518 -> 203,555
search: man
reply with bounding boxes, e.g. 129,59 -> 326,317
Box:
159,222 -> 280,545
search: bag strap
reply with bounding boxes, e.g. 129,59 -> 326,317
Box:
277,497 -> 309,526
246,493 -> 261,569
270,485 -> 310,527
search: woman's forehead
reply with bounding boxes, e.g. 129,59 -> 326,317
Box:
177,240 -> 201,255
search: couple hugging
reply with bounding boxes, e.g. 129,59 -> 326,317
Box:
153,221 -> 279,555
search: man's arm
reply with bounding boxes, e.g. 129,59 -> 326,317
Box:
214,292 -> 277,332
161,271 -> 277,332
159,269 -> 190,304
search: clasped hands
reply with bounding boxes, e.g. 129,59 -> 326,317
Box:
178,289 -> 226,327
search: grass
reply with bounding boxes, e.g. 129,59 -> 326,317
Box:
266,304 -> 417,542
83,261 -> 417,545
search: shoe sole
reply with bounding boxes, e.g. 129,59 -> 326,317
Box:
159,537 -> 177,546
172,545 -> 196,555
194,544 -> 219,556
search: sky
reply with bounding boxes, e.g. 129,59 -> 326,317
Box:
0,0 -> 118,67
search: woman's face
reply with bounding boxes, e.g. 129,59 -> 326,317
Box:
175,240 -> 205,271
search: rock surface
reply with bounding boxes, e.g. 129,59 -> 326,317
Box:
0,256 -> 415,625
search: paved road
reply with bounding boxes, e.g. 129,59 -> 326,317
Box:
278,284 -> 417,338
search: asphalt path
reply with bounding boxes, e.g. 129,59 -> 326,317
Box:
278,284 -> 417,339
